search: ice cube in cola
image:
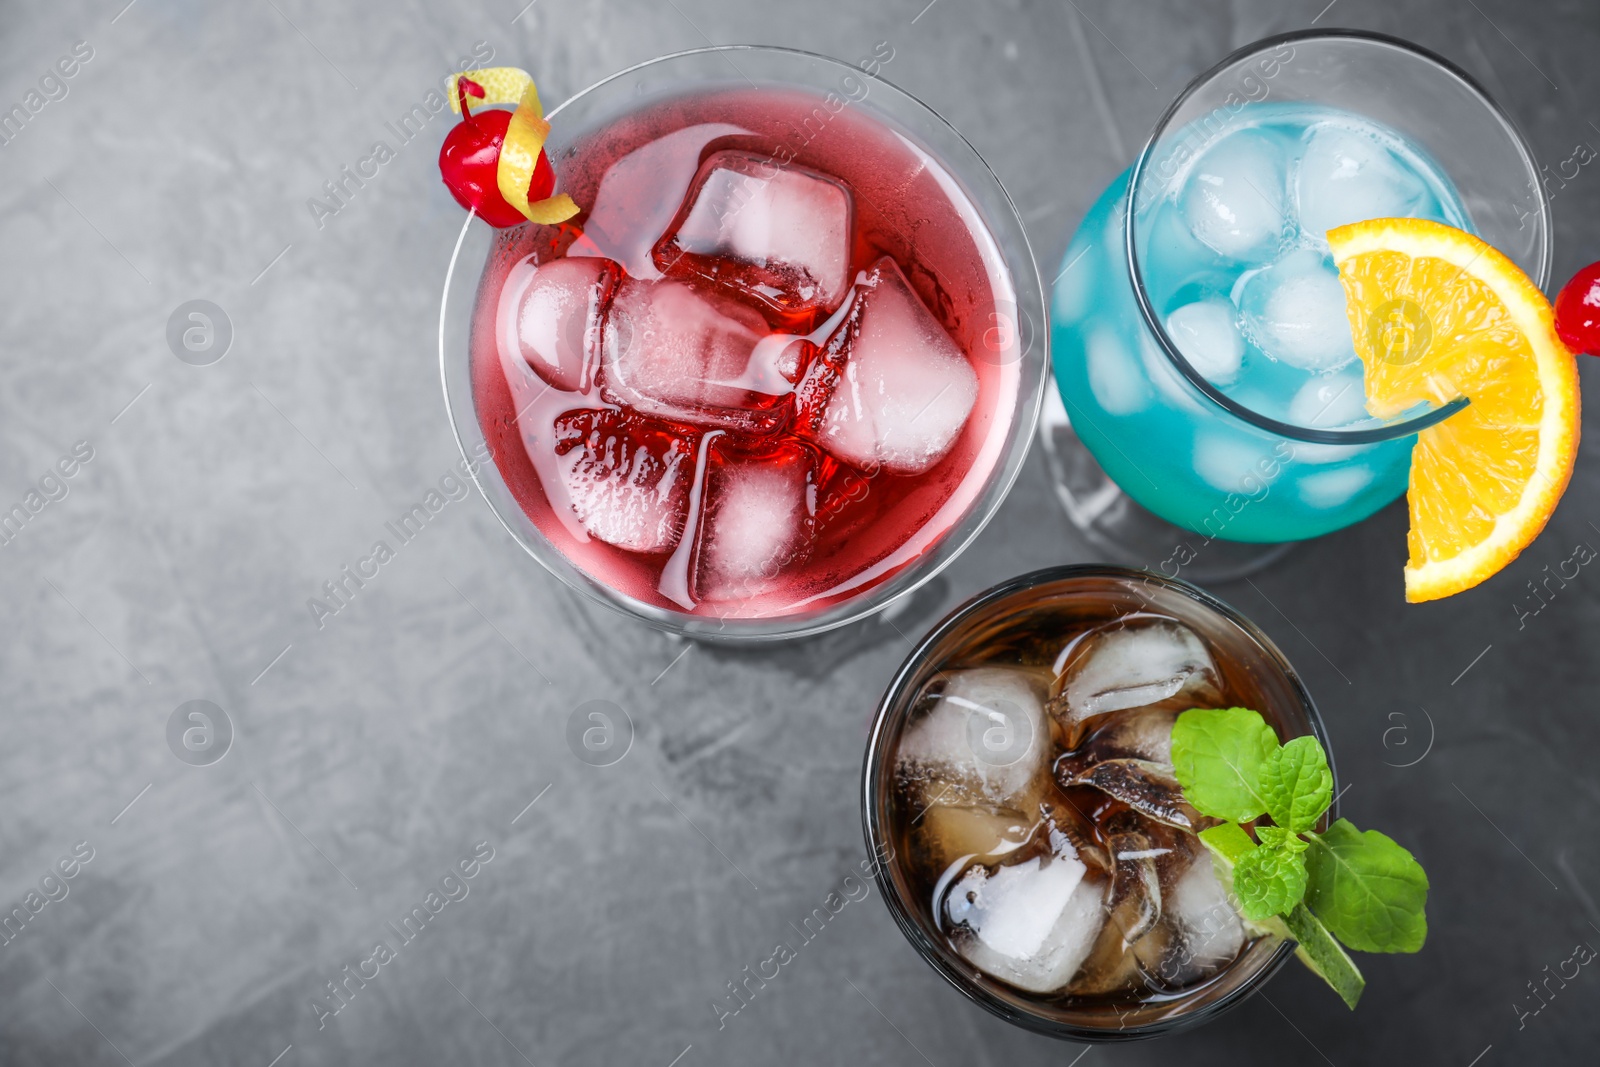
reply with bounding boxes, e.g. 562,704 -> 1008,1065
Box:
946,850 -> 1106,994
471,87 -> 1019,620
881,574 -> 1320,1024
1048,616 -> 1224,740
896,667 -> 1052,808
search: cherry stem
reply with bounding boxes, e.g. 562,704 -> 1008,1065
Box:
456,76 -> 485,123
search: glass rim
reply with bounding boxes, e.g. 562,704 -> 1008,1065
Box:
438,44 -> 1049,642
859,564 -> 1340,1041
1125,28 -> 1551,446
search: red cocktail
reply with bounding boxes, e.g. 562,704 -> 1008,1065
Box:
442,48 -> 1047,638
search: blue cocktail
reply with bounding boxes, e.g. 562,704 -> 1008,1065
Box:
1046,32 -> 1548,565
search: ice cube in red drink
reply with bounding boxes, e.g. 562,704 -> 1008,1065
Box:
599,276 -> 806,435
691,436 -> 819,602
796,257 -> 979,475
498,256 -> 620,392
653,150 -> 854,320
553,408 -> 698,553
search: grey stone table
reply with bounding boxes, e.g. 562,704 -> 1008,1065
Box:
2,0 -> 1598,1064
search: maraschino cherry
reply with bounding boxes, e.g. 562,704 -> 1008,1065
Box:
439,77 -> 555,228
1554,261 -> 1600,355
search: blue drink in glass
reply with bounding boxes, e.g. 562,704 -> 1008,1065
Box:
1046,33 -> 1548,557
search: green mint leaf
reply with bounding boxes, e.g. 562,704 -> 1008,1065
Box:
1256,825 -> 1309,854
1260,735 -> 1334,834
1304,818 -> 1429,953
1281,904 -> 1366,1009
1171,707 -> 1279,823
1233,842 -> 1309,921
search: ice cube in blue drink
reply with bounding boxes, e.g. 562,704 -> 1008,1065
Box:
1179,129 -> 1288,262
1237,248 -> 1357,373
1298,464 -> 1376,509
1165,299 -> 1244,385
1287,364 -> 1370,429
1295,124 -> 1427,243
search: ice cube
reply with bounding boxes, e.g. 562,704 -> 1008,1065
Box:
1139,330 -> 1211,417
1296,124 -> 1427,242
552,409 -> 696,552
1064,758 -> 1205,832
1095,706 -> 1179,766
1165,299 -> 1244,385
1039,793 -> 1111,874
1067,913 -> 1171,996
600,277 -> 802,434
795,257 -> 979,475
692,439 -> 817,602
947,853 -> 1082,963
897,668 -> 1051,808
1298,465 -> 1375,509
1106,821 -> 1163,945
1053,240 -> 1096,327
497,256 -> 618,393
915,804 -> 1035,872
1165,856 -> 1245,981
1283,368 -> 1380,467
1086,325 -> 1150,415
1287,364 -> 1369,429
910,757 -> 1099,877
1069,814 -> 1202,994
1190,432 -> 1278,495
654,150 -> 854,317
947,850 -> 1105,994
1179,129 -> 1288,261
1238,248 -> 1358,372
1049,618 -> 1223,734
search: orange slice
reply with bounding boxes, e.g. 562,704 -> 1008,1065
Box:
1329,218 -> 1580,603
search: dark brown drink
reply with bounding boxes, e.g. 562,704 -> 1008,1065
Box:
862,567 -> 1332,1039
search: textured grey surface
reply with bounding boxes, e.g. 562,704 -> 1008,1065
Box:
2,0 -> 1599,1064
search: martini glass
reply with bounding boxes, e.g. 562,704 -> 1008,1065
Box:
440,47 -> 1048,640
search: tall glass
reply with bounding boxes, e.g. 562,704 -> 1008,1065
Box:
861,565 -> 1337,1040
1044,30 -> 1549,579
440,47 -> 1048,641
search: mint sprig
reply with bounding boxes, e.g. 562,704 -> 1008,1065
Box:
1196,821 -> 1366,1008
1172,707 -> 1428,1009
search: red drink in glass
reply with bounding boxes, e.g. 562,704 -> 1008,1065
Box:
468,84 -> 1024,621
